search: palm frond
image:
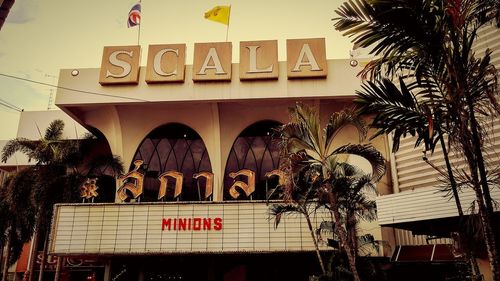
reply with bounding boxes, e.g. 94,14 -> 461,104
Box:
85,154 -> 125,177
329,143 -> 386,182
335,0 -> 444,79
355,77 -> 441,151
287,104 -> 324,156
325,107 -> 367,154
1,138 -> 39,163
44,119 -> 65,140
269,203 -> 302,228
357,233 -> 390,256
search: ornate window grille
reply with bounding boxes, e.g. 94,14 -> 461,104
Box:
131,123 -> 212,202
224,120 -> 282,200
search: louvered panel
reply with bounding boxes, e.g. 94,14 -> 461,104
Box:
394,136 -> 441,191
394,229 -> 451,246
393,112 -> 500,192
377,186 -> 500,225
475,24 -> 500,69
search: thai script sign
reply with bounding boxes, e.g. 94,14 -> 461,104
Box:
116,159 -> 285,202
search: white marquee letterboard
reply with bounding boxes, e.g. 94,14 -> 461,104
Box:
49,202 -> 330,255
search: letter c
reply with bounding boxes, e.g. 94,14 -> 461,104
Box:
154,48 -> 178,76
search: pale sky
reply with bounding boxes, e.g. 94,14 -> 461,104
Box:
0,0 -> 355,140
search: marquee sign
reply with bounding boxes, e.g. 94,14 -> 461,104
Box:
49,202 -> 330,255
99,38 -> 327,85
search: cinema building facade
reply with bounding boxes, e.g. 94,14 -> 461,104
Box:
33,38 -> 388,280
4,35 -> 499,280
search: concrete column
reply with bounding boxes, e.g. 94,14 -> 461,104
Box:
103,261 -> 111,281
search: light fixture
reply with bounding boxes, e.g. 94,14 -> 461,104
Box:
71,69 -> 79,76
349,59 -> 358,67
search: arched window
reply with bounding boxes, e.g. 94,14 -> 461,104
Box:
224,120 -> 282,200
82,127 -> 118,203
130,123 -> 212,202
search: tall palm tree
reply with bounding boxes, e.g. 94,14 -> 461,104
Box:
354,78 -> 484,277
0,169 -> 38,281
270,165 -> 328,275
333,163 -> 378,255
275,104 -> 386,281
1,120 -> 124,281
334,0 -> 500,279
317,162 -> 384,280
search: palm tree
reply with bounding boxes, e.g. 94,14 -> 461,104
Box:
333,0 -> 500,279
0,170 -> 38,281
353,78 -> 485,276
275,104 -> 386,281
317,162 -> 386,281
333,163 -> 378,256
1,120 -> 124,281
270,165 -> 328,275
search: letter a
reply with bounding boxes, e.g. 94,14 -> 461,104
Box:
198,48 -> 226,75
292,44 -> 321,72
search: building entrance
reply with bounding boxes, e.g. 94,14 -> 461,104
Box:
109,252 -> 321,281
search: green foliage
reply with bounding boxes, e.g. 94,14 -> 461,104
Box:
0,170 -> 38,265
279,104 -> 385,185
0,119 -> 124,267
355,78 -> 436,152
334,0 -> 500,278
272,104 -> 386,280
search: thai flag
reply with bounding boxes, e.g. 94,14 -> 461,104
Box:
127,3 -> 141,28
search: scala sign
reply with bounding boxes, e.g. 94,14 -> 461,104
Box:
99,38 -> 327,85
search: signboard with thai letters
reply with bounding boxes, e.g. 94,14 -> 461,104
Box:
49,202 -> 330,255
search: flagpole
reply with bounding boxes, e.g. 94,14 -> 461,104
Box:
225,5 -> 231,42
138,24 -> 141,45
138,0 -> 142,46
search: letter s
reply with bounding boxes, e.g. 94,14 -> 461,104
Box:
106,50 -> 133,78
214,217 -> 223,231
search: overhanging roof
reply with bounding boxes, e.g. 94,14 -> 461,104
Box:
391,244 -> 463,262
0,0 -> 15,30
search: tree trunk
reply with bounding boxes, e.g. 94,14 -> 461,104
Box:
472,180 -> 499,281
0,242 -> 4,281
329,192 -> 361,281
437,132 -> 482,275
437,133 -> 463,216
1,227 -> 12,281
467,102 -> 494,214
465,97 -> 500,281
53,257 -> 63,281
25,207 -> 43,281
303,207 -> 326,275
37,229 -> 49,281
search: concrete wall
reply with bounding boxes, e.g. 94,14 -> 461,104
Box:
55,60 -> 364,106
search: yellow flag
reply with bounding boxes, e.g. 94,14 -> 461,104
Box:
204,5 -> 231,25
